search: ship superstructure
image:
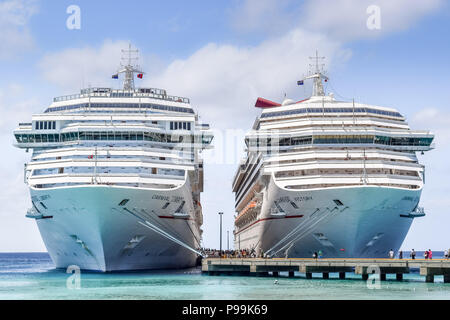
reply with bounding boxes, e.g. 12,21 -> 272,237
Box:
233,53 -> 434,258
14,46 -> 213,271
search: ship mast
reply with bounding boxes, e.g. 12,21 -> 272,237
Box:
116,43 -> 144,90
299,50 -> 329,97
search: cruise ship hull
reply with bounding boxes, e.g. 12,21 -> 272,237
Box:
235,178 -> 420,258
30,185 -> 200,272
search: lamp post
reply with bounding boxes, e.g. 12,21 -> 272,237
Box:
227,230 -> 229,251
218,212 -> 223,255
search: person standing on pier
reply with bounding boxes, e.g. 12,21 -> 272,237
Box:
410,249 -> 416,259
428,249 -> 432,259
444,249 -> 448,259
424,250 -> 429,259
399,251 -> 403,259
389,249 -> 394,259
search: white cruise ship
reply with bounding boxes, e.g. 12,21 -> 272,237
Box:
13,47 -> 213,271
232,54 -> 434,258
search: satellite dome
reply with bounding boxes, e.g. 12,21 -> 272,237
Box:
281,98 -> 295,106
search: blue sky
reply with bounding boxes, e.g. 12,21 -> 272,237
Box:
1,0 -> 449,252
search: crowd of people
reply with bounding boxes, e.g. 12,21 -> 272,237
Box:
202,248 -> 260,258
202,247 -> 450,259
389,248 -> 450,259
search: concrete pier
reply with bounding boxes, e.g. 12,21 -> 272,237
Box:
202,258 -> 450,283
420,264 -> 450,283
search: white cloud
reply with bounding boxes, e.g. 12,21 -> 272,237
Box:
229,0 -> 300,35
0,84 -> 45,251
411,108 -> 450,143
0,0 -> 38,59
37,31 -> 348,129
0,83 -> 41,134
38,40 -> 129,91
301,0 -> 443,41
149,29 -> 347,129
401,108 -> 450,250
230,0 -> 443,41
38,39 -> 166,93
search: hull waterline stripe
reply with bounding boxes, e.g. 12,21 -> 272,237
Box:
158,215 -> 191,220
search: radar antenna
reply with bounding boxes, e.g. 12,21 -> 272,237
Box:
115,43 -> 145,90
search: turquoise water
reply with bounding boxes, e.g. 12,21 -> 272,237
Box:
1,253 -> 450,300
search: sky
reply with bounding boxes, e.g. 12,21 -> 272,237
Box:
0,0 -> 449,252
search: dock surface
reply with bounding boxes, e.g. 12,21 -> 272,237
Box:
202,258 -> 450,283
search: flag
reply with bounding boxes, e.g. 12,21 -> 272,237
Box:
112,74 -> 118,79
137,73 -> 143,79
297,80 -> 304,85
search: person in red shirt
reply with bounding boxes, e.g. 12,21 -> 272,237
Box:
428,249 -> 432,259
